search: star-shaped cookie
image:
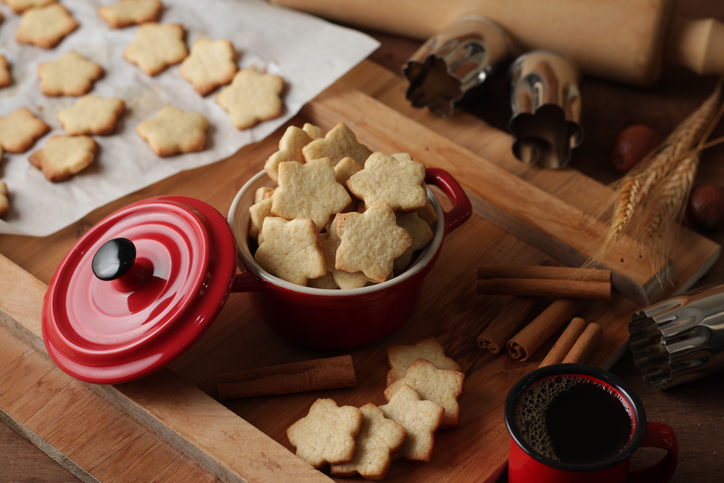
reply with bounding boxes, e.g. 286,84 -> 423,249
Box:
302,122 -> 372,166
180,37 -> 237,96
346,152 -> 427,212
319,220 -> 370,290
216,68 -> 284,130
287,398 -> 363,469
0,108 -> 50,154
330,403 -> 407,480
16,3 -> 79,49
124,23 -> 188,76
394,211 -> 434,273
98,0 -> 163,29
272,158 -> 352,231
38,52 -> 104,97
29,135 -> 97,182
384,358 -> 465,428
58,95 -> 126,135
387,337 -> 461,386
335,202 -> 413,283
136,106 -> 208,157
254,216 -> 326,285
0,56 -> 11,89
2,0 -> 55,14
378,384 -> 444,462
264,125 -> 313,182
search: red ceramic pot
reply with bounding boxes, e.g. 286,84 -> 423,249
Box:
504,364 -> 678,483
42,168 -> 471,384
227,167 -> 472,348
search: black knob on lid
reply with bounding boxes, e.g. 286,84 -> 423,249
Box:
92,238 -> 136,281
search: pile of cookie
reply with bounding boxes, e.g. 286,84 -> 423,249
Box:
250,122 -> 437,288
0,0 -> 285,217
287,337 -> 465,479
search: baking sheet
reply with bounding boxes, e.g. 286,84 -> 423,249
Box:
0,0 -> 379,236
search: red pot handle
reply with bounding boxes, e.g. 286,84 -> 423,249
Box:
626,422 -> 679,483
425,168 -> 473,235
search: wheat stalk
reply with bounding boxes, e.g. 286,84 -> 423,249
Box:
595,78 -> 724,278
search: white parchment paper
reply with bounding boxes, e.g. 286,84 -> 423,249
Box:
0,0 -> 379,236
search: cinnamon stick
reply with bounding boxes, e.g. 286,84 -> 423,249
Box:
562,323 -> 602,364
216,355 -> 356,400
507,299 -> 587,361
539,317 -> 588,367
477,265 -> 611,282
477,297 -> 544,354
476,278 -> 611,299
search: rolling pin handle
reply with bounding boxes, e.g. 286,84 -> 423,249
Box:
666,16 -> 724,76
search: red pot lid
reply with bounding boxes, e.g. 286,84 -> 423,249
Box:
42,196 -> 237,384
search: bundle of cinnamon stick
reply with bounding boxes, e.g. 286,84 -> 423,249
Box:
476,265 -> 609,365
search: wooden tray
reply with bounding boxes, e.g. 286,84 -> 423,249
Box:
0,60 -> 719,482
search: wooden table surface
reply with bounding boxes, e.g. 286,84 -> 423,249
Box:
3,2 -> 724,482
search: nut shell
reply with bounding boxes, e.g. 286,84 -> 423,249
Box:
688,183 -> 724,231
611,124 -> 661,173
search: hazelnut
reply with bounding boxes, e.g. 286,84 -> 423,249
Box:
610,124 -> 661,173
687,183 -> 724,231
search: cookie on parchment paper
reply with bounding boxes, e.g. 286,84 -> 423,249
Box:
0,56 -> 11,89
1,0 -> 55,14
28,135 -> 97,182
38,52 -> 104,97
98,0 -> 163,29
330,403 -> 407,480
136,106 -> 208,157
0,108 -> 50,154
287,398 -> 363,469
58,95 -> 126,136
123,22 -> 188,76
216,68 -> 284,130
180,37 -> 237,96
16,3 -> 79,49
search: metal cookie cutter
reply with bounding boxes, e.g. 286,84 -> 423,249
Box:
629,283 -> 724,389
509,50 -> 583,169
403,16 -> 512,118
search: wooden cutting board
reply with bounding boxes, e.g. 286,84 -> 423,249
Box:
0,60 -> 718,483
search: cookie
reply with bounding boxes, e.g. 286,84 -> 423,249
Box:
0,108 -> 50,154
264,125 -> 313,182
303,122 -> 325,140
28,135 -> 97,182
98,0 -> 162,29
319,220 -> 370,290
180,37 -> 237,96
248,197 -> 274,241
254,216 -> 326,285
386,337 -> 461,386
384,359 -> 465,428
308,271 -> 339,290
1,0 -> 55,14
335,202 -> 413,283
38,52 -> 104,97
393,211 -> 434,273
302,122 -> 372,166
0,180 -> 8,218
417,201 -> 439,226
136,106 -> 208,157
287,398 -> 363,469
334,156 -> 363,185
254,186 -> 274,203
0,56 -> 11,89
346,152 -> 427,212
330,403 -> 407,480
272,158 -> 352,231
216,68 -> 284,130
123,23 -> 187,76
16,3 -> 79,49
57,95 -> 126,135
378,384 -> 444,462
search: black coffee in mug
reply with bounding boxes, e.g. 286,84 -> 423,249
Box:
514,374 -> 634,465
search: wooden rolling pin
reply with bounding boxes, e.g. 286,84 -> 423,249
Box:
270,0 -> 724,86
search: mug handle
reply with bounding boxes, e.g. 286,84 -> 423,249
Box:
425,168 -> 473,235
626,422 -> 679,483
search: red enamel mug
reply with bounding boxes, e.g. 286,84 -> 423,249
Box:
504,364 -> 678,483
